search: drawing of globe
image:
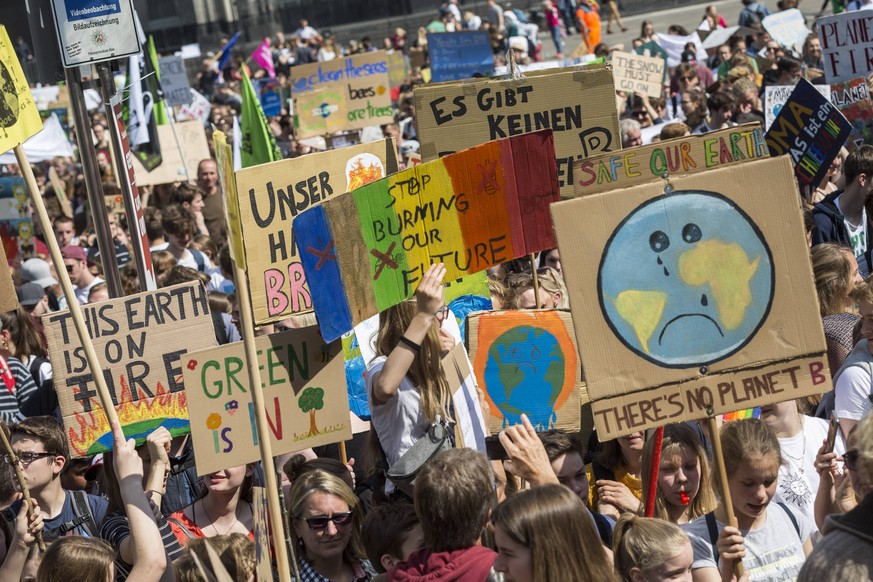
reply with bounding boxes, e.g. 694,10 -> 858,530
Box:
484,326 -> 565,430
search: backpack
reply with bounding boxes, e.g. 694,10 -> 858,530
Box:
27,356 -> 48,386
45,490 -> 98,540
190,248 -> 207,272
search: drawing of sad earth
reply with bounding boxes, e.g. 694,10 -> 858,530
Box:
599,191 -> 774,368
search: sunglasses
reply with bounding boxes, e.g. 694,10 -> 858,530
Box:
844,449 -> 859,471
66,265 -> 74,272
297,511 -> 353,531
680,75 -> 696,82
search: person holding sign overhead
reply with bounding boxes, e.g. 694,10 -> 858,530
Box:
366,264 -> 480,497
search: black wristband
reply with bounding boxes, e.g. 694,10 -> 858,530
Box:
398,335 -> 422,352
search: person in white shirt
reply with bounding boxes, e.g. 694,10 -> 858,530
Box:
61,245 -> 103,305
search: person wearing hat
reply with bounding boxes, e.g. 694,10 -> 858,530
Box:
62,245 -> 103,305
20,258 -> 66,311
16,282 -> 49,319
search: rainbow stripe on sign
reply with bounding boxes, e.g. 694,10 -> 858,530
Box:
295,130 -> 559,342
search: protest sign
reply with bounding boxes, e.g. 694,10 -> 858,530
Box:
655,32 -> 708,68
291,52 -> 393,130
343,331 -> 369,420
762,9 -> 810,55
0,177 -> 35,261
387,50 -> 409,88
831,77 -> 873,149
443,342 -> 488,454
765,79 -> 852,190
176,89 -> 211,124
493,55 -> 597,76
295,130 -> 559,343
182,327 -> 352,475
414,64 -> 619,198
467,310 -> 581,434
0,26 -> 43,156
445,271 -> 493,343
552,156 -> 828,439
611,51 -> 665,98
428,32 -> 494,82
158,56 -> 192,107
293,84 -> 349,139
0,240 -> 16,313
234,139 -> 398,325
765,85 -> 831,130
129,121 -> 210,186
49,0 -> 140,67
818,11 -> 873,84
573,124 -> 768,196
43,282 -> 216,457
255,77 -> 282,117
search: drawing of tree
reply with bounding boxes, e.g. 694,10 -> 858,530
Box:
298,387 -> 325,436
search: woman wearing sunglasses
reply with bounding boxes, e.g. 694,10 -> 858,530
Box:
289,469 -> 376,581
813,423 -> 870,530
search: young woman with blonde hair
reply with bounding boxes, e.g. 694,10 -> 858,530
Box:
492,484 -> 617,582
812,243 -> 862,377
506,267 -> 568,309
641,424 -> 716,524
613,515 -> 693,582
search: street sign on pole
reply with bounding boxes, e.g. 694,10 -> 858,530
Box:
50,0 -> 140,68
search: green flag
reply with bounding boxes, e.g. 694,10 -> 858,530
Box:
146,36 -> 169,125
240,70 -> 281,168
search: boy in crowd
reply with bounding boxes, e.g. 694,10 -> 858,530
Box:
363,502 -> 424,575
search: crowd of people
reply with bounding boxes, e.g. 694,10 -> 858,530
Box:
4,0 -> 873,580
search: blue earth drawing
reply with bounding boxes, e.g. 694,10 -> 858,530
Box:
598,190 -> 774,368
484,326 -> 565,429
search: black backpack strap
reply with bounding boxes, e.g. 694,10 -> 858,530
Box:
775,502 -> 801,539
70,490 -> 98,536
28,356 -> 45,384
705,511 -> 720,566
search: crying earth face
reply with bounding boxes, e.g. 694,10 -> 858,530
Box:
598,191 -> 774,368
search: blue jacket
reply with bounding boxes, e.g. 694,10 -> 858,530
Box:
812,190 -> 872,277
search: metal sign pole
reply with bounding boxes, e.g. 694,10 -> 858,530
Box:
96,63 -> 157,291
65,65 -> 124,298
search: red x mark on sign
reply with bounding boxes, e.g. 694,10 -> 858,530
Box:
371,242 -> 399,280
307,240 -> 335,270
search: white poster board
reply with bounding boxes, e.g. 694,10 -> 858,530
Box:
50,0 -> 140,67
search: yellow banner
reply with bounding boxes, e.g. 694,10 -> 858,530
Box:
0,26 -> 43,154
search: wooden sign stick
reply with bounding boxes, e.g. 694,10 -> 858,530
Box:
15,145 -> 121,433
529,254 -> 540,309
339,441 -> 348,465
707,414 -> 745,578
231,264 -> 295,582
0,424 -> 45,551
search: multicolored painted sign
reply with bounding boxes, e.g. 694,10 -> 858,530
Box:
0,26 -> 42,155
295,130 -> 559,342
43,282 -> 217,457
468,310 -> 581,433
234,139 -> 398,325
831,77 -> 873,149
0,177 -> 35,262
183,327 -> 351,475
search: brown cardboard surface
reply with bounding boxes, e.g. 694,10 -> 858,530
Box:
294,84 -> 350,139
551,156 -> 826,439
467,310 -> 581,433
572,124 -> 768,197
182,327 -> 352,476
234,139 -> 398,325
611,51 -> 666,98
0,241 -> 16,312
252,487 -> 271,582
130,121 -> 211,186
43,282 -> 217,457
414,64 -> 620,198
291,51 -> 394,131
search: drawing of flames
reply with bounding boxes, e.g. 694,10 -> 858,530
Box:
346,153 -> 384,191
68,376 -> 190,458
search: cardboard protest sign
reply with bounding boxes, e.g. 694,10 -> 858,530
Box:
765,79 -> 852,190
295,130 -> 559,343
43,282 -> 217,457
0,177 -> 35,261
293,84 -> 349,139
158,56 -> 193,107
387,50 -> 409,88
234,139 -> 398,325
130,121 -> 211,186
831,78 -> 873,149
552,156 -> 828,439
255,77 -> 282,118
762,9 -> 810,55
176,89 -> 211,124
0,240 -> 16,313
182,327 -> 352,475
443,342 -> 488,454
291,52 -> 393,130
428,32 -> 494,82
414,64 -> 619,198
818,11 -> 873,84
467,310 -> 581,433
573,124 -> 768,197
611,51 -> 665,98
0,26 -> 43,155
765,85 -> 831,130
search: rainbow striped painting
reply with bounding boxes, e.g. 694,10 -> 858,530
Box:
295,130 -> 559,342
722,408 -> 760,422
